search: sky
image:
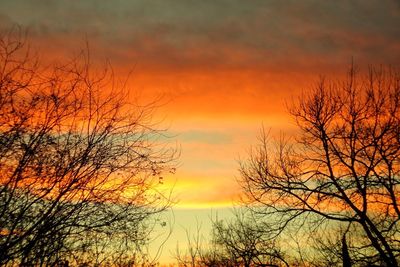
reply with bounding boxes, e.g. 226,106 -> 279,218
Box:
1,0 -> 399,264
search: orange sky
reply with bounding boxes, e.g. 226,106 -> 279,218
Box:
1,0 -> 399,263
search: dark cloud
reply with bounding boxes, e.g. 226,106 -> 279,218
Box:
0,0 -> 399,71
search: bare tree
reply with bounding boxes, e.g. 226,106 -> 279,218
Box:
0,29 -> 176,266
175,223 -> 208,267
210,212 -> 288,267
240,65 -> 400,266
175,211 -> 288,267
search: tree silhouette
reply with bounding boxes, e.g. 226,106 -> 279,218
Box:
210,212 -> 288,267
175,210 -> 288,267
0,29 -> 176,266
240,65 -> 400,266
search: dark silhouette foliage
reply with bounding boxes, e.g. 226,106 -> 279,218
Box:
0,29 -> 176,266
240,65 -> 400,266
175,211 -> 288,267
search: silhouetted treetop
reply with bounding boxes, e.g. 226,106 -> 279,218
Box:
0,28 -> 177,266
240,64 -> 400,266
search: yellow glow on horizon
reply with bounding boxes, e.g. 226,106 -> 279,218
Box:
173,201 -> 236,209
158,173 -> 242,208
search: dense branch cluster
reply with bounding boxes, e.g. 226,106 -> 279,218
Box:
0,31 -> 175,266
240,66 -> 400,266
175,211 -> 288,267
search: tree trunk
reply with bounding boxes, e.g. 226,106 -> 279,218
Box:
342,234 -> 351,267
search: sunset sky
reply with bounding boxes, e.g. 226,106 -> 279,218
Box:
1,0 -> 399,263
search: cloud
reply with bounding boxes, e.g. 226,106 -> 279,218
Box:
1,0 -> 398,72
176,130 -> 232,145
